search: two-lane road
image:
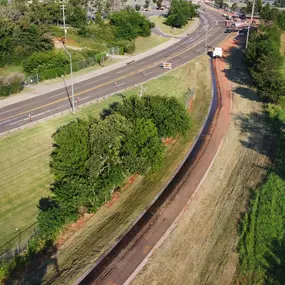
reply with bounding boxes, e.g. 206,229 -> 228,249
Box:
0,10 -> 226,135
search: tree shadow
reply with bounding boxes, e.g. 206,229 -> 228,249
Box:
263,237 -> 285,285
233,111 -> 275,158
233,86 -> 262,103
4,244 -> 59,285
223,45 -> 253,87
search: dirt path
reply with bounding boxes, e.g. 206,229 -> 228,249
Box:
130,36 -> 273,285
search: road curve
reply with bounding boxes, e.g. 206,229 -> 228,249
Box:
75,49 -> 232,285
0,10 -> 226,135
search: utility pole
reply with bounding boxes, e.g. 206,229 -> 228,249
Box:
62,43 -> 75,113
60,4 -> 67,43
246,0 -> 256,49
205,25 -> 208,55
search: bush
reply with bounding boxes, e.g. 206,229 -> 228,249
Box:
0,72 -> 25,97
108,7 -> 152,40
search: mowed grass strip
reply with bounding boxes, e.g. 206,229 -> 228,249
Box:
149,15 -> 194,36
0,56 -> 210,250
133,34 -> 169,55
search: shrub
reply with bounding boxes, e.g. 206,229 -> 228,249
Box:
0,72 -> 25,97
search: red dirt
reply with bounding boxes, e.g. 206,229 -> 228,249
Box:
57,213 -> 94,248
121,174 -> 139,191
188,96 -> 195,112
105,192 -> 121,209
162,137 -> 177,146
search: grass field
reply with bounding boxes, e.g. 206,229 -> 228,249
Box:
0,56 -> 210,254
149,15 -> 194,36
133,34 -> 169,55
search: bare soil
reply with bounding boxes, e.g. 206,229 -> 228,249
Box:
131,36 -> 273,285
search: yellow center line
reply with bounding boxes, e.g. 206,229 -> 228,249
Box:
0,25 -> 222,123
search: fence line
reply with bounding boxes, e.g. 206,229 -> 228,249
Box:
0,223 -> 38,263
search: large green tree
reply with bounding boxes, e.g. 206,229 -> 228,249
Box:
51,119 -> 90,180
108,95 -> 192,138
122,118 -> 165,174
166,0 -> 196,28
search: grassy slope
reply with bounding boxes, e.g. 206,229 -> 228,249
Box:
149,15 -> 194,36
0,56 -> 210,247
40,55 -> 212,284
133,34 -> 169,55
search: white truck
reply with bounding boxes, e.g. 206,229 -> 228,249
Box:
213,47 -> 223,58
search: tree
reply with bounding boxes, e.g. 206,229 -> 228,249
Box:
231,2 -> 238,11
166,0 -> 196,28
157,0 -> 162,9
256,0 -> 263,13
135,4 -> 141,11
122,118 -> 165,174
152,0 -> 157,3
246,1 -> 253,14
223,2 -> 229,10
51,119 -> 90,180
0,17 -> 15,66
215,0 -> 224,8
66,3 -> 87,28
108,8 -> 152,39
87,113 -> 131,180
144,0 -> 150,8
107,95 -> 192,138
12,22 -> 54,60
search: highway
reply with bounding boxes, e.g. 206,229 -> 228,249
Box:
0,10 -> 226,135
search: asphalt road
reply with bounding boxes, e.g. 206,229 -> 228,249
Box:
0,10 -> 226,135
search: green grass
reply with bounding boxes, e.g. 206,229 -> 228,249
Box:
149,15 -> 194,36
0,96 -> 125,246
237,109 -> 285,285
0,56 -> 210,250
132,34 -> 169,55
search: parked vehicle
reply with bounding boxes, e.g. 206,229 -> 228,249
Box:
161,62 -> 172,70
213,48 -> 222,58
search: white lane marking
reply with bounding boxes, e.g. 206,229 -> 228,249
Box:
0,106 -> 22,115
78,96 -> 90,102
49,92 -> 65,98
116,82 -> 126,87
143,71 -> 153,76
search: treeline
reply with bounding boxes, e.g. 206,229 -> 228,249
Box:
0,2 -> 153,66
38,95 -> 191,239
237,6 -> 285,284
0,0 -> 153,95
245,6 -> 285,103
238,106 -> 285,284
